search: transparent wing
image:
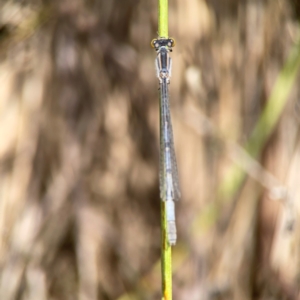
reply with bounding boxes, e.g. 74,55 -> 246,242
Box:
159,80 -> 181,202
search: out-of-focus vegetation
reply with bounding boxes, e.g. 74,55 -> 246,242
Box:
1,0 -> 300,299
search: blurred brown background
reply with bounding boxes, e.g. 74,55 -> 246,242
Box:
1,0 -> 300,299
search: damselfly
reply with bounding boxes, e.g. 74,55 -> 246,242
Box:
151,38 -> 181,246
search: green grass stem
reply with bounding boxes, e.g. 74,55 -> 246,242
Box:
158,0 -> 172,299
160,201 -> 172,300
158,0 -> 168,38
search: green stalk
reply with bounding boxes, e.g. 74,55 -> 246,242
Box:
158,0 -> 168,38
158,0 -> 172,299
160,201 -> 172,300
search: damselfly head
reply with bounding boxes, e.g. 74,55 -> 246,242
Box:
151,38 -> 175,51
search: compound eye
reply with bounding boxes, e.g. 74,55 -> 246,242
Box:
151,39 -> 157,48
170,38 -> 176,47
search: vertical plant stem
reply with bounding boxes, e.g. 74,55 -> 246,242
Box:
158,0 -> 168,38
161,201 -> 172,300
158,0 -> 172,299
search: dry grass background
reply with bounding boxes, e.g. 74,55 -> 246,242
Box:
0,0 -> 300,299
